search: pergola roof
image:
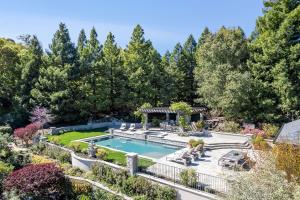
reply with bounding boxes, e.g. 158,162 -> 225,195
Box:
276,119 -> 300,145
140,107 -> 206,114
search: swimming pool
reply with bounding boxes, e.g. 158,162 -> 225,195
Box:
94,136 -> 182,159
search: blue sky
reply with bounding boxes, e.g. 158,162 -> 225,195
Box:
0,0 -> 263,53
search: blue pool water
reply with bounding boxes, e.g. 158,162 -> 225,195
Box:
94,136 -> 181,159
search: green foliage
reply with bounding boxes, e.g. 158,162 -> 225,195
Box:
252,136 -> 270,151
134,103 -> 152,124
188,139 -> 204,147
96,148 -> 108,160
262,123 -> 279,138
195,120 -> 205,130
216,121 -> 240,133
170,102 -> 192,116
0,161 -> 14,194
151,117 -> 161,127
71,179 -> 93,196
68,141 -> 83,153
179,169 -> 197,187
248,0 -> 300,122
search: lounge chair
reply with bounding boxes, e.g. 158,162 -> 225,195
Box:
187,147 -> 198,161
120,123 -> 127,131
167,151 -> 192,166
192,143 -> 205,158
128,123 -> 136,131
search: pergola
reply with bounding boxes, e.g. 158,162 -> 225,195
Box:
140,107 -> 207,130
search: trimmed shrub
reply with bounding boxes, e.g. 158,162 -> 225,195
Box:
0,125 -> 12,134
43,145 -> 71,163
262,123 -> 279,138
31,154 -> 54,164
0,161 -> 14,194
96,148 -> 108,160
195,120 -> 205,130
188,139 -> 204,148
180,169 -> 197,187
71,179 -> 93,195
155,185 -> 177,200
252,136 -> 270,150
4,163 -> 72,199
68,141 -> 82,153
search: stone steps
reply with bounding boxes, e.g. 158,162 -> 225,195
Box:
205,141 -> 252,150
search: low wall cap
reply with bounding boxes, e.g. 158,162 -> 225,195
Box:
126,153 -> 138,156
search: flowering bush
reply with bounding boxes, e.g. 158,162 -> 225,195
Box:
241,126 -> 266,137
31,155 -> 54,164
4,163 -> 71,199
14,123 -> 41,146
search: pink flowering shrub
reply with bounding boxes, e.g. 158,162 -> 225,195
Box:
13,123 -> 41,146
4,163 -> 71,199
241,126 -> 266,137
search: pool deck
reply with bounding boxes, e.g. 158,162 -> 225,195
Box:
113,128 -> 251,177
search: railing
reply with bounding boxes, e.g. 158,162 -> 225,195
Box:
139,162 -> 229,195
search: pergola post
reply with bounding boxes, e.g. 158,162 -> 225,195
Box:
166,113 -> 170,122
200,113 -> 203,120
176,112 -> 179,125
143,113 -> 148,130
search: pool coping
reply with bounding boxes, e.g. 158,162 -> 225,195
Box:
77,134 -> 184,161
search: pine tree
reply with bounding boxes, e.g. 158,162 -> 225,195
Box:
182,35 -> 197,104
248,0 -> 300,121
123,25 -> 161,108
19,35 -> 43,110
197,27 -> 211,48
32,23 -> 79,123
102,32 -> 127,112
77,29 -> 87,57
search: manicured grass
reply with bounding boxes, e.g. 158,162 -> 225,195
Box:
47,128 -> 154,168
48,128 -> 107,146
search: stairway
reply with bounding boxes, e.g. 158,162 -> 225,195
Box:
204,141 -> 252,150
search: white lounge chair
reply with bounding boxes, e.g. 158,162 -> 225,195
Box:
120,123 -> 127,131
167,151 -> 192,166
128,123 -> 136,131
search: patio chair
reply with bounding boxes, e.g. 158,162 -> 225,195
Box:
187,147 -> 198,161
120,123 -> 127,131
167,151 -> 192,166
128,123 -> 136,131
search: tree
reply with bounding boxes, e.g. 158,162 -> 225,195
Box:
194,27 -> 251,120
13,123 -> 40,146
30,106 -> 53,128
0,38 -> 25,126
19,35 -> 43,110
248,0 -> 300,122
170,102 -> 192,130
102,32 -> 127,112
32,23 -> 80,123
78,27 -> 104,119
4,163 -> 72,200
182,35 -> 197,104
167,43 -> 185,102
123,25 -> 163,108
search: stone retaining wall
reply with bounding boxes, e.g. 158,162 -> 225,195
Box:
49,121 -> 122,134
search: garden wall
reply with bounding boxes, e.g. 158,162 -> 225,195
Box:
49,121 -> 123,134
71,153 -> 126,171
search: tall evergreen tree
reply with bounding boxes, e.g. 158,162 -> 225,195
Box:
182,35 -> 197,104
77,29 -> 87,57
123,25 -> 162,108
248,0 -> 300,122
19,35 -> 43,110
102,32 -> 126,112
32,23 -> 79,123
197,27 -> 211,48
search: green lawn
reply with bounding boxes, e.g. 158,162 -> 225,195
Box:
47,128 -> 154,168
48,128 -> 107,146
